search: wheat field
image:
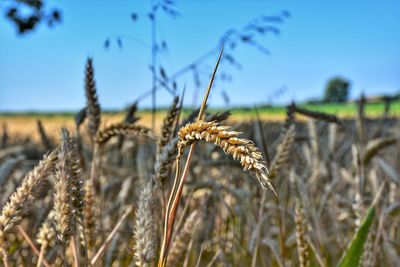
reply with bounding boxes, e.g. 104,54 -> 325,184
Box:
0,57 -> 398,267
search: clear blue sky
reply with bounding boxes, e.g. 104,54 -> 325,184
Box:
1,0 -> 400,111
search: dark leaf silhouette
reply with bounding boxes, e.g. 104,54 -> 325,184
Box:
131,13 -> 138,22
117,38 -> 123,49
104,39 -> 110,49
4,0 -> 62,35
160,67 -> 168,80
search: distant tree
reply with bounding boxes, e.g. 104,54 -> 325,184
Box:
323,77 -> 350,103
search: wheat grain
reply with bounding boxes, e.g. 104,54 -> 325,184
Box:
167,211 -> 200,266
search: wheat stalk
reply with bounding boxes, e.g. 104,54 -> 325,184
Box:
166,210 -> 200,266
36,211 -> 56,267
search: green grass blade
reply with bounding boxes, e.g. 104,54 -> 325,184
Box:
336,207 -> 375,267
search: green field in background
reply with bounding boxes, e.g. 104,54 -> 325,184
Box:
230,101 -> 400,117
1,101 -> 399,119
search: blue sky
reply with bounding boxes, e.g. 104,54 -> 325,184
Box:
1,0 -> 400,111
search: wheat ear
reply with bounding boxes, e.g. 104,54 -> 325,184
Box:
37,120 -> 53,150
53,129 -> 75,265
124,101 -> 140,124
133,181 -> 156,267
293,104 -> 343,125
268,124 -> 296,179
53,130 -> 74,241
177,120 -> 275,193
1,123 -> 8,149
284,102 -> 296,132
158,96 -> 180,155
95,123 -> 157,146
74,107 -> 87,128
295,200 -> 310,267
0,149 -> 57,260
154,136 -> 179,185
69,137 -> 85,224
83,180 -> 96,258
363,137 -> 397,165
85,57 -> 101,140
205,111 -> 231,123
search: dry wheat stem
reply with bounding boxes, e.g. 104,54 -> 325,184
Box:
36,243 -> 47,267
167,211 -> 200,266
36,212 -> 55,267
18,226 -> 51,267
70,235 -> 80,267
91,205 -> 133,265
251,190 -> 267,267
